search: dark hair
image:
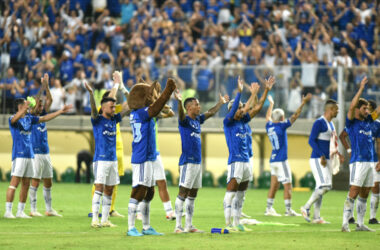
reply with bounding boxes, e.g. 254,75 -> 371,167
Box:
100,97 -> 116,105
184,97 -> 197,109
325,99 -> 337,107
357,98 -> 368,109
14,98 -> 26,112
102,90 -> 111,98
368,99 -> 377,111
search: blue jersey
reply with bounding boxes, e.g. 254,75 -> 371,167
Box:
9,113 -> 39,160
178,114 -> 205,165
31,110 -> 49,154
242,113 -> 253,158
346,116 -> 374,163
370,120 -> 380,162
224,93 -> 249,164
266,119 -> 292,162
91,113 -> 121,162
130,107 -> 157,164
309,116 -> 335,159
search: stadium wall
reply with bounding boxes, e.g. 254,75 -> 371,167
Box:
0,130 -> 311,186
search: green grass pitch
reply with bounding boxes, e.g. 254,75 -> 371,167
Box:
0,183 -> 379,249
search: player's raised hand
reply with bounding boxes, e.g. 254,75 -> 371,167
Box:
265,76 -> 275,90
174,89 -> 182,101
302,93 -> 312,103
359,76 -> 368,89
237,75 -> 243,93
61,104 -> 73,113
219,94 -> 230,104
84,81 -> 93,94
267,94 -> 274,105
113,71 -> 121,84
250,82 -> 260,94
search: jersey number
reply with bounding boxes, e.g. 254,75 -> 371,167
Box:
268,131 -> 280,150
132,123 -> 142,143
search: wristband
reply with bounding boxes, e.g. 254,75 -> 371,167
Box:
347,148 -> 352,154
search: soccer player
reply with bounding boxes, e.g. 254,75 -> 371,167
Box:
301,99 -> 343,224
29,73 -> 62,217
265,93 -> 311,217
223,76 -> 274,231
4,98 -> 72,219
342,76 -> 377,232
126,79 -> 176,237
173,90 -> 229,233
85,80 -> 130,228
89,71 -> 129,218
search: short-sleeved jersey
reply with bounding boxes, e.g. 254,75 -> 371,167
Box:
178,114 -> 205,165
9,113 -> 40,160
370,120 -> 380,162
346,116 -> 374,163
266,119 -> 292,162
32,110 -> 49,154
224,93 -> 249,164
91,113 -> 121,162
309,116 -> 335,159
242,113 -> 253,158
130,107 -> 157,163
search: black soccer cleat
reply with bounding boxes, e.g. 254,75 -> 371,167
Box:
369,218 -> 379,224
348,217 -> 356,224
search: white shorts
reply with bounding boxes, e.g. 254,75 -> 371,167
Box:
270,160 -> 292,184
310,158 -> 332,189
33,154 -> 53,179
350,162 -> 374,187
93,161 -> 120,186
249,157 -> 253,181
132,161 -> 155,187
227,161 -> 252,184
11,158 -> 34,178
179,163 -> 202,189
153,155 -> 166,182
373,165 -> 380,183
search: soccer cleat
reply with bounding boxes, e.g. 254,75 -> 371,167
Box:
127,227 -> 143,236
88,212 -> 102,218
142,227 -> 163,236
265,207 -> 282,217
136,212 -> 142,221
300,206 -> 311,222
355,224 -> 375,232
236,224 -> 247,232
101,220 -> 117,227
312,218 -> 330,224
45,209 -> 62,217
225,225 -> 239,233
341,224 -> 350,232
348,217 -> 356,224
184,225 -> 204,233
369,218 -> 380,224
241,211 -> 251,218
285,209 -> 301,217
166,211 -> 176,221
174,226 -> 186,234
30,211 -> 43,217
109,210 -> 125,218
16,211 -> 32,219
4,211 -> 16,219
91,220 -> 101,228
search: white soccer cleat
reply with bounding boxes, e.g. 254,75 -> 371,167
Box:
166,211 -> 176,221
355,224 -> 375,232
341,224 -> 350,232
16,211 -> 32,219
109,210 -> 124,218
45,209 -> 62,217
4,211 -> 16,219
300,206 -> 311,222
136,212 -> 142,221
184,225 -> 204,233
312,218 -> 330,224
174,226 -> 186,234
30,211 -> 43,217
265,207 -> 282,217
101,220 -> 117,228
285,209 -> 302,217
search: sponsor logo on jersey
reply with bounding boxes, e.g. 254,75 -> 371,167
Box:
37,126 -> 47,132
103,130 -> 116,136
190,132 -> 201,139
235,133 -> 246,139
20,130 -> 31,135
359,130 -> 372,136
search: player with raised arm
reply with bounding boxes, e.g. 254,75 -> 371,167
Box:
85,79 -> 130,228
4,98 -> 72,219
29,73 -> 62,217
173,89 -> 229,233
301,99 -> 343,224
342,76 -> 377,232
223,76 -> 274,232
127,79 -> 176,237
265,93 -> 311,217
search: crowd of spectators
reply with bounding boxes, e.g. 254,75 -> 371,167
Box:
0,0 -> 379,118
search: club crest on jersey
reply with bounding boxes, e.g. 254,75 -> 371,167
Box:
191,122 -> 200,129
